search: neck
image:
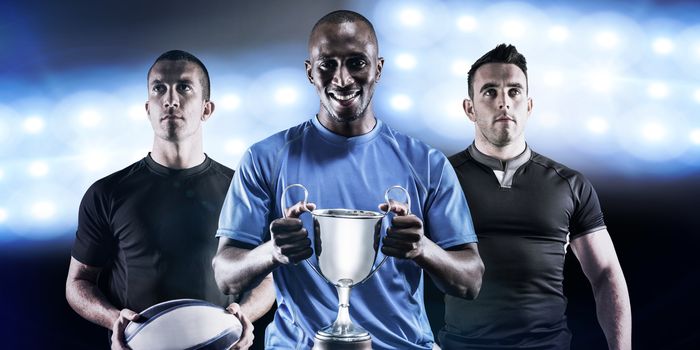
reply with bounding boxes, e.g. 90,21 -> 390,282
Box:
474,137 -> 526,161
317,109 -> 377,137
150,135 -> 205,169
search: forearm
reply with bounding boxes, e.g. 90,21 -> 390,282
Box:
592,268 -> 632,350
66,278 -> 120,330
414,241 -> 483,299
213,241 -> 278,296
237,273 -> 276,322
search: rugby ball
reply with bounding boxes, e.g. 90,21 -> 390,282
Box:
124,299 -> 242,350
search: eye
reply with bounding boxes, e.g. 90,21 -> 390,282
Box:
177,84 -> 192,92
348,58 -> 367,70
319,60 -> 337,70
508,88 -> 522,97
483,89 -> 496,97
152,84 -> 166,93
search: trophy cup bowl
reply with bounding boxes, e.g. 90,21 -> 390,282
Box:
280,184 -> 411,348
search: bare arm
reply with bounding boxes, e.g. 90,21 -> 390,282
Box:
571,229 -> 631,350
66,257 -> 139,349
237,273 -> 276,322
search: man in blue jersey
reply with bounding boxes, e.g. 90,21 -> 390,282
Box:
439,44 -> 631,349
213,10 -> 484,350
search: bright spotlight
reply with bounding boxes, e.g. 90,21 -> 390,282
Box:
594,31 -> 619,49
399,8 -> 423,27
647,82 -> 669,99
23,116 -> 45,134
456,16 -> 478,32
690,129 -> 700,145
31,201 -> 56,220
501,20 -> 526,39
224,138 -> 247,156
220,94 -> 242,111
390,94 -> 413,111
651,37 -> 674,55
274,87 -> 297,105
28,161 -> 49,177
587,69 -> 615,93
543,71 -> 563,87
548,25 -> 569,42
128,104 -> 145,121
586,117 -> 609,134
451,59 -> 469,77
693,89 -> 700,103
395,54 -> 417,70
79,109 -> 102,127
0,168 -> 4,180
641,122 -> 666,142
0,208 -> 7,223
83,151 -> 108,172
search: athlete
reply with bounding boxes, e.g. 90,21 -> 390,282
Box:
212,10 -> 484,350
439,44 -> 631,350
65,50 -> 274,350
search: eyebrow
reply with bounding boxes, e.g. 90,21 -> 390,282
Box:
479,82 -> 525,92
149,79 -> 195,85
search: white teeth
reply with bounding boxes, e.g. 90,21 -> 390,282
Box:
331,92 -> 359,101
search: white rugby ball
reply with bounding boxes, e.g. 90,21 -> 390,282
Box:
124,299 -> 242,350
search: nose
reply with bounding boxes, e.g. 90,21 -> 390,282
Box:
164,88 -> 179,108
498,91 -> 510,110
332,65 -> 354,87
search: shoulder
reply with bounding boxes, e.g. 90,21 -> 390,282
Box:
85,158 -> 147,197
529,151 -> 594,191
206,157 -> 235,180
448,149 -> 470,169
247,121 -> 311,155
380,123 -> 447,164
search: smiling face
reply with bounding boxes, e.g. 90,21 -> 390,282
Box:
465,63 -> 533,148
145,60 -> 213,142
305,20 -> 383,128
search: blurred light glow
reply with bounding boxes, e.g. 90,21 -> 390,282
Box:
28,161 -> 49,177
79,109 -> 102,127
647,82 -> 669,99
31,201 -> 56,220
390,94 -> 413,111
395,54 -> 417,70
587,69 -> 615,93
0,168 -> 4,181
456,16 -> 478,32
399,8 -> 423,27
451,59 -> 469,77
641,122 -> 666,142
128,104 -> 145,120
548,25 -> 569,42
543,71 -> 563,87
586,117 -> 609,134
536,112 -> 559,128
224,138 -> 247,155
594,31 -> 619,49
83,151 -> 108,172
652,37 -> 674,55
23,116 -> 46,134
690,129 -> 700,145
274,87 -> 297,105
220,94 -> 242,111
0,208 -> 7,223
693,89 -> 700,103
501,20 -> 526,39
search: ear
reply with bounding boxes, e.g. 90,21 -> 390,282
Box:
145,101 -> 150,117
375,57 -> 385,82
463,98 -> 476,122
527,97 -> 533,116
201,101 -> 215,121
305,60 -> 313,84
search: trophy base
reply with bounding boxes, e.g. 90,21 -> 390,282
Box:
313,335 -> 372,350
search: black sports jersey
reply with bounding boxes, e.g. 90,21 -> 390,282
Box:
71,154 -> 235,312
440,144 -> 606,350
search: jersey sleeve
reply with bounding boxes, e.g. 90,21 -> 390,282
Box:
216,147 -> 272,246
71,181 -> 115,267
424,154 -> 478,249
569,174 -> 606,239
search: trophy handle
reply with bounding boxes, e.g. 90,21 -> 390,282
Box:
279,184 -> 330,284
358,185 -> 411,285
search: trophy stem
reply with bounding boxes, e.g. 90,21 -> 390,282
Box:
332,279 -> 353,333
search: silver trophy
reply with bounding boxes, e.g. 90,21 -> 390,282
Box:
281,184 -> 411,346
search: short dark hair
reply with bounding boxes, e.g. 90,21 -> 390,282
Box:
310,10 -> 378,49
467,44 -> 527,99
147,50 -> 211,101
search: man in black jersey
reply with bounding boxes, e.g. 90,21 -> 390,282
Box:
65,50 -> 273,350
439,44 -> 631,350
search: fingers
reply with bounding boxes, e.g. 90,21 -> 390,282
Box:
379,200 -> 409,216
270,218 -> 312,265
227,303 -> 254,350
285,201 -> 316,218
111,309 -> 139,350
